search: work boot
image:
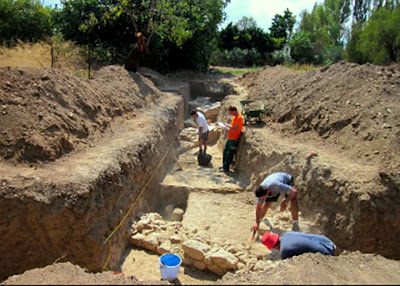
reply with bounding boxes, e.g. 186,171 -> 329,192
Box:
219,167 -> 229,172
292,221 -> 300,231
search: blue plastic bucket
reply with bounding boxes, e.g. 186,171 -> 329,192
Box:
159,253 -> 182,281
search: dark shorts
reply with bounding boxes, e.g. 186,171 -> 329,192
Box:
201,131 -> 209,142
265,176 -> 295,202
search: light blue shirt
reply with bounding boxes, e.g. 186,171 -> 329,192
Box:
260,172 -> 293,196
280,231 -> 336,259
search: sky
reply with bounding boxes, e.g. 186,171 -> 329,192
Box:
223,0 -> 320,31
43,0 -> 320,31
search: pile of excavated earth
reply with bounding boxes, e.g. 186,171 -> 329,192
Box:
1,62 -> 400,285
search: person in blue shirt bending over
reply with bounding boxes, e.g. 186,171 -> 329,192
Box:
262,231 -> 336,260
253,172 -> 299,233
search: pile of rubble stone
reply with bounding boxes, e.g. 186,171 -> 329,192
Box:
129,211 -> 279,277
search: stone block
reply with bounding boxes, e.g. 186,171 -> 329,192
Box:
182,240 -> 210,261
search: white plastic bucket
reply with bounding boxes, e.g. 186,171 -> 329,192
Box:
159,253 -> 182,281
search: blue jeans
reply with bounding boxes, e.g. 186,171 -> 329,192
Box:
223,139 -> 239,171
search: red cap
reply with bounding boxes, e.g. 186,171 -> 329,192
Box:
262,232 -> 280,250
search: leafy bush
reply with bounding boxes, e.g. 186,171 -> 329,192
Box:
271,49 -> 293,66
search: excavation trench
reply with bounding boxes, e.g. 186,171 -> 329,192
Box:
1,76 -> 399,282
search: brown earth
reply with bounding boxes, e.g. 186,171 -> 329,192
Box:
1,62 -> 400,285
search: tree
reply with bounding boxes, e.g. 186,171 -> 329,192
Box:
216,17 -> 275,67
289,31 -> 315,64
235,16 -> 257,30
356,7 -> 400,64
353,0 -> 371,22
55,0 -> 230,72
0,0 -> 53,46
269,8 -> 296,42
295,0 -> 351,65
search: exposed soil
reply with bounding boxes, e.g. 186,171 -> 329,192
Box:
1,62 -> 400,285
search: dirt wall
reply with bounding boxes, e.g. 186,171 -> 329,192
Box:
235,128 -> 400,259
0,95 -> 184,279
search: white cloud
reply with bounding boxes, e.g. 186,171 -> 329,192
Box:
224,0 -> 320,31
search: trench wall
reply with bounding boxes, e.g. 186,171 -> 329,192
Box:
0,95 -> 185,279
235,132 -> 400,259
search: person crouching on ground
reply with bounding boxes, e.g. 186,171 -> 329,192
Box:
262,231 -> 336,259
253,172 -> 299,232
219,106 -> 243,173
191,110 -> 209,154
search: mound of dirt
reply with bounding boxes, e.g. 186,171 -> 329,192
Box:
0,66 -> 163,165
219,251 -> 400,285
1,62 -> 400,285
1,262 -> 167,285
238,62 -> 400,176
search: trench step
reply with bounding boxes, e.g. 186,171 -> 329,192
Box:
161,169 -> 244,193
161,160 -> 244,193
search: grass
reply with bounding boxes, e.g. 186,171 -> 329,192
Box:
0,41 -> 50,68
284,63 -> 321,74
211,66 -> 262,75
0,40 -> 87,74
212,63 -> 320,75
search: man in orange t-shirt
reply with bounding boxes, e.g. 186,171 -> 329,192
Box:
219,106 -> 243,173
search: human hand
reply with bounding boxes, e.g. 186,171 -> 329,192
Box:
252,223 -> 259,232
306,152 -> 318,159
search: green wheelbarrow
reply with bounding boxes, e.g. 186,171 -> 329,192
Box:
240,100 -> 270,125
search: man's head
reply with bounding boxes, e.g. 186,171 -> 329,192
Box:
228,106 -> 238,115
255,186 -> 268,198
190,110 -> 198,119
262,232 -> 280,250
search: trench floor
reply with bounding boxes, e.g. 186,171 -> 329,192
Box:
119,142 -> 322,284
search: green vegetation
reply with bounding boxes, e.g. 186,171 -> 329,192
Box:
0,0 -> 399,72
213,66 -> 261,74
0,0 -> 53,46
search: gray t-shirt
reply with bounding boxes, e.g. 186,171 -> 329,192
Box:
260,172 -> 293,196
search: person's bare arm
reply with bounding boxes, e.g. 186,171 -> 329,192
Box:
253,202 -> 268,231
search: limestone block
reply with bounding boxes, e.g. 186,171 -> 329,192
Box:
143,233 -> 160,252
245,258 -> 258,271
130,233 -> 146,248
147,212 -> 163,221
170,235 -> 183,244
237,253 -> 250,264
254,260 -> 270,271
142,229 -> 155,236
204,253 -> 213,266
182,255 -> 194,266
192,260 -> 207,271
158,240 -> 172,255
227,246 -> 238,254
182,240 -> 210,261
171,208 -> 184,221
136,218 -> 152,232
210,250 -> 238,270
207,263 -> 226,277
